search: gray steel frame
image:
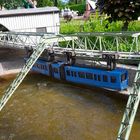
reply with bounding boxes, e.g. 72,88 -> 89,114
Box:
0,32 -> 140,140
0,32 -> 140,63
117,63 -> 140,140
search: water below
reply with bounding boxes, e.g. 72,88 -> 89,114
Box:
0,74 -> 140,140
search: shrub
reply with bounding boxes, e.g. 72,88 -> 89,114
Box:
60,18 -> 140,34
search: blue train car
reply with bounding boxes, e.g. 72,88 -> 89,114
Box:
31,59 -> 50,76
51,61 -> 65,80
64,65 -> 128,91
27,58 -> 128,91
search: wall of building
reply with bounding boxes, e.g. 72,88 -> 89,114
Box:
0,9 -> 60,34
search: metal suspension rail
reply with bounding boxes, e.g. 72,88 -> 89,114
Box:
1,32 -> 140,64
0,37 -> 47,111
117,63 -> 140,140
0,31 -> 140,139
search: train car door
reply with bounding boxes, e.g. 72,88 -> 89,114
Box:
48,63 -> 54,78
60,64 -> 66,80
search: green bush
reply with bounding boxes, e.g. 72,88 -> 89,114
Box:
128,21 -> 140,31
60,17 -> 140,34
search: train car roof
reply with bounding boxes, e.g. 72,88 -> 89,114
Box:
65,65 -> 127,74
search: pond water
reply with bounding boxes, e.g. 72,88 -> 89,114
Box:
0,74 -> 140,140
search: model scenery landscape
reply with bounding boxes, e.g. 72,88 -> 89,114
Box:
0,0 -> 140,140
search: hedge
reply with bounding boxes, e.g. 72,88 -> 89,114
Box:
60,18 -> 140,34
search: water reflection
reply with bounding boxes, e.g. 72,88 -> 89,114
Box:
0,74 -> 140,140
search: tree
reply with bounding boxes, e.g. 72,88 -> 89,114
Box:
54,0 -> 58,6
22,0 -> 36,8
0,0 -> 22,9
96,0 -> 140,30
0,0 -> 3,9
37,0 -> 65,7
68,0 -> 84,5
37,0 -> 53,7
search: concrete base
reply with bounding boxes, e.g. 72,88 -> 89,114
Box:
0,47 -> 25,76
0,61 -> 23,76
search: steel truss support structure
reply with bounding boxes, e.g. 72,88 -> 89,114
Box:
0,32 -> 54,48
117,63 -> 140,140
0,37 -> 46,111
0,33 -> 77,111
0,32 -> 140,140
0,32 -> 140,63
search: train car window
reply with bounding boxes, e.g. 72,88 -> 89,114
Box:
42,65 -> 44,70
66,70 -> 70,76
71,71 -> 77,77
121,73 -> 126,82
53,68 -> 58,73
40,65 -> 43,69
78,72 -> 85,78
94,74 -> 97,80
86,73 -> 93,79
37,64 -> 40,69
111,76 -> 116,83
74,71 -> 77,77
71,71 -> 74,77
42,65 -> 46,70
98,75 -> 101,81
103,75 -> 108,82
45,65 -> 48,70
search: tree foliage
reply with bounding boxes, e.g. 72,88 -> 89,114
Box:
37,0 -> 64,7
0,0 -> 23,9
0,0 -> 64,9
68,0 -> 84,5
96,0 -> 140,30
37,0 -> 54,7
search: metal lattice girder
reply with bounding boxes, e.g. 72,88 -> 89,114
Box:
0,32 -> 140,59
47,32 -> 140,63
0,37 -> 47,111
0,32 -> 55,49
0,32 -> 140,64
117,63 -> 140,140
0,32 -> 78,49
0,34 -> 78,112
0,31 -> 140,139
0,31 -> 139,51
